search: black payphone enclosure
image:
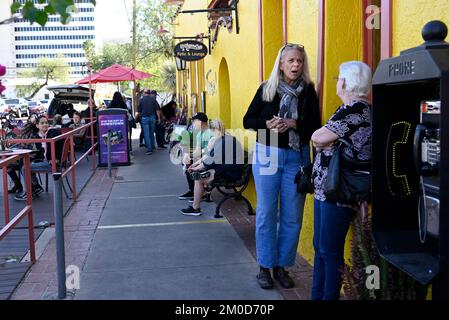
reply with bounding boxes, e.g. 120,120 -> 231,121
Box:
372,20 -> 449,290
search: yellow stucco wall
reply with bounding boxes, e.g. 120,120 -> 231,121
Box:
174,0 -> 364,265
286,0 -> 319,264
321,0 -> 364,265
287,0 -> 319,84
261,0 -> 283,80
392,0 -> 449,56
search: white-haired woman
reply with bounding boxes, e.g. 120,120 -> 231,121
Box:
311,61 -> 372,300
243,44 -> 321,289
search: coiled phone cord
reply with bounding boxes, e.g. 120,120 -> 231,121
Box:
418,175 -> 428,244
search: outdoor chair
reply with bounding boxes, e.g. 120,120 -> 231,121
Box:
36,136 -> 72,199
206,163 -> 254,219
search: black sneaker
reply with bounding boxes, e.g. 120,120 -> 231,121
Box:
178,191 -> 194,200
257,267 -> 274,290
181,206 -> 201,216
14,192 -> 35,201
188,193 -> 210,203
273,266 -> 294,288
33,185 -> 44,195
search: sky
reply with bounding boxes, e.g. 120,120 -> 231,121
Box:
95,0 -> 133,44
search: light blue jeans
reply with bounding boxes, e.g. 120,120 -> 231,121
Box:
21,160 -> 52,186
141,115 -> 156,152
252,142 -> 310,268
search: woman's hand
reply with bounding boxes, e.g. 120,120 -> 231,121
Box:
189,162 -> 205,172
313,142 -> 334,153
266,118 -> 278,130
182,153 -> 191,165
273,117 -> 297,133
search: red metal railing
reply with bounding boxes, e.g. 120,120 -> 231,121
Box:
7,121 -> 98,201
0,150 -> 36,262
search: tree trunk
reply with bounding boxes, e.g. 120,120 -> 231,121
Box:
26,81 -> 48,100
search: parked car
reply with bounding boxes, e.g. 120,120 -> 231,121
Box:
4,98 -> 29,117
46,85 -> 95,118
27,100 -> 48,114
27,100 -> 39,114
39,99 -> 50,110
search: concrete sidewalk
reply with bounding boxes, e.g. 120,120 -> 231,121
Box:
10,133 -> 314,300
72,142 -> 282,300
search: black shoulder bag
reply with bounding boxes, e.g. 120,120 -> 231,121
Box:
324,142 -> 371,204
293,84 -> 314,194
295,163 -> 314,193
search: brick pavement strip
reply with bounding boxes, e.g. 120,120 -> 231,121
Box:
10,169 -> 116,300
218,194 -> 314,301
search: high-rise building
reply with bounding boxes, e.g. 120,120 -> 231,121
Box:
1,0 -> 96,79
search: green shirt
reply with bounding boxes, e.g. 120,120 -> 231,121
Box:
196,129 -> 212,152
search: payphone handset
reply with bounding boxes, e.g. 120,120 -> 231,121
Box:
414,101 -> 441,242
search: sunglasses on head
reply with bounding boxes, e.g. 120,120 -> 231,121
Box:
282,43 -> 305,53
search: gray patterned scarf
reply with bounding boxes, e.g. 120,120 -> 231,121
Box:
277,78 -> 305,151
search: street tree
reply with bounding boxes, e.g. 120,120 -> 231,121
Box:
81,0 -> 177,93
0,0 -> 96,26
15,56 -> 70,99
83,40 -> 133,72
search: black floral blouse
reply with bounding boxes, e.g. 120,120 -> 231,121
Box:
312,100 -> 372,202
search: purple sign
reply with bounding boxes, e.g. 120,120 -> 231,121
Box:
97,110 -> 130,166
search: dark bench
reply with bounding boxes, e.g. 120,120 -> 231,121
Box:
206,163 -> 255,218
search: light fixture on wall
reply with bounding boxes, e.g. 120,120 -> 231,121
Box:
175,56 -> 186,71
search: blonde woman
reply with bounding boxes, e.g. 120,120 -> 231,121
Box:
243,43 -> 321,289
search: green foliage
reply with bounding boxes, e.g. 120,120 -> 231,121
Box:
135,0 -> 178,59
160,61 -> 177,94
82,40 -> 134,71
341,205 -> 428,300
16,56 -> 69,99
81,1 -> 178,92
6,0 -> 96,27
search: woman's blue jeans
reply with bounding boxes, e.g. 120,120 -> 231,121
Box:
252,142 -> 310,268
312,199 -> 355,300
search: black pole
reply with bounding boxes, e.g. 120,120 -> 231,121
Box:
107,130 -> 112,178
53,173 -> 66,299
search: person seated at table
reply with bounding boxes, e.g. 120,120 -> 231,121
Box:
181,119 -> 244,216
6,120 -> 39,193
52,114 -> 63,129
69,111 -> 87,147
14,115 -> 62,201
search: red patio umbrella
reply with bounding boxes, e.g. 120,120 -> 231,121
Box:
75,64 -> 154,163
75,64 -> 154,84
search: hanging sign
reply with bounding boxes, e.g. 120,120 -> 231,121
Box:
174,40 -> 208,61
